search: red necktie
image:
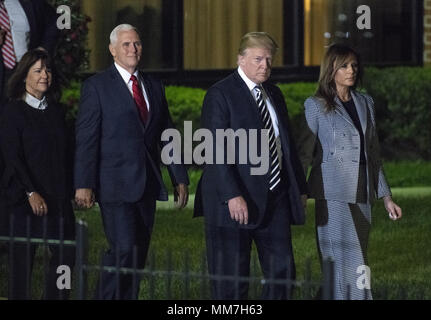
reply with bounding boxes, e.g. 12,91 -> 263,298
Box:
130,75 -> 148,123
0,1 -> 16,69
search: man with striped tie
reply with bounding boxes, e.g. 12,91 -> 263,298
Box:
195,32 -> 308,299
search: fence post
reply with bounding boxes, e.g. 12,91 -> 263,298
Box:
75,220 -> 88,300
304,258 -> 312,300
200,251 -> 208,299
182,250 -> 190,299
322,258 -> 335,300
149,250 -> 156,300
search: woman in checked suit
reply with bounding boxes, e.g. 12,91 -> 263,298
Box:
300,44 -> 402,300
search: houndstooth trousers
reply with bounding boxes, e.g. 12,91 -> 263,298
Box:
315,164 -> 373,300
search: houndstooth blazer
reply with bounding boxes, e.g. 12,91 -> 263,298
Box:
301,90 -> 392,204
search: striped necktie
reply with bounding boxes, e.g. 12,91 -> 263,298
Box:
0,1 -> 16,69
130,74 -> 148,123
254,86 -> 281,191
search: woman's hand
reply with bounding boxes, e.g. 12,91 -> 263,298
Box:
27,192 -> 48,216
383,196 -> 402,221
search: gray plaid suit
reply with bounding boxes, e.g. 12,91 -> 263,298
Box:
301,90 -> 392,300
303,90 -> 391,203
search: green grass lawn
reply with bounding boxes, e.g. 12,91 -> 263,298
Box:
1,187 -> 429,300
1,161 -> 431,299
82,189 -> 431,300
383,161 -> 431,187
163,160 -> 431,195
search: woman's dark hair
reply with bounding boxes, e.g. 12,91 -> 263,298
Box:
7,48 -> 60,102
316,43 -> 362,112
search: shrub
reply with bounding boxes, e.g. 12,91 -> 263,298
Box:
165,83 -> 317,135
48,0 -> 91,86
277,82 -> 317,118
164,86 -> 206,133
363,67 -> 431,160
61,80 -> 81,123
60,67 -> 431,161
277,82 -> 317,144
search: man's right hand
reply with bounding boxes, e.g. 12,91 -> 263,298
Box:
228,196 -> 248,225
75,188 -> 95,209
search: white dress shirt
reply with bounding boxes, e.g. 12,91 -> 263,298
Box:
237,66 -> 279,137
114,62 -> 150,112
24,92 -> 48,110
4,0 -> 30,62
238,66 -> 283,169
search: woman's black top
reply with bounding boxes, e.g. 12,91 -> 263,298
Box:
0,99 -> 73,204
341,98 -> 366,165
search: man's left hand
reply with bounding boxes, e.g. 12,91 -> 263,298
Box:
174,183 -> 189,209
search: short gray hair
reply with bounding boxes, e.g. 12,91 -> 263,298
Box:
110,24 -> 138,45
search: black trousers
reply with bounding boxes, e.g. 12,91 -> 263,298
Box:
205,180 -> 296,300
8,197 -> 75,300
94,193 -> 156,300
0,192 -> 7,236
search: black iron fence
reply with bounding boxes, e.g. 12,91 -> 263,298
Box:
0,220 -> 425,300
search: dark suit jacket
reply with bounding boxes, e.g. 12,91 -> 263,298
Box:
194,71 -> 307,228
74,64 -> 188,203
0,0 -> 59,99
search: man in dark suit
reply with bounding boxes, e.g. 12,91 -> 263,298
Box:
74,24 -> 189,300
194,32 -> 308,300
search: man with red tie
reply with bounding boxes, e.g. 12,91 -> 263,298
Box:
74,24 -> 189,300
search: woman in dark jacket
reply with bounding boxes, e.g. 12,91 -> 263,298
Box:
0,48 -> 75,300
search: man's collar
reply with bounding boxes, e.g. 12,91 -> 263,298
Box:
237,66 -> 259,91
114,62 -> 139,83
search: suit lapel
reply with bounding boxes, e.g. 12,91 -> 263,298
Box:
108,65 -> 145,129
140,71 -> 156,128
351,91 -> 367,135
262,83 -> 282,121
233,71 -> 262,126
19,0 -> 35,37
263,83 -> 291,157
334,96 -> 355,127
334,92 -> 368,136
